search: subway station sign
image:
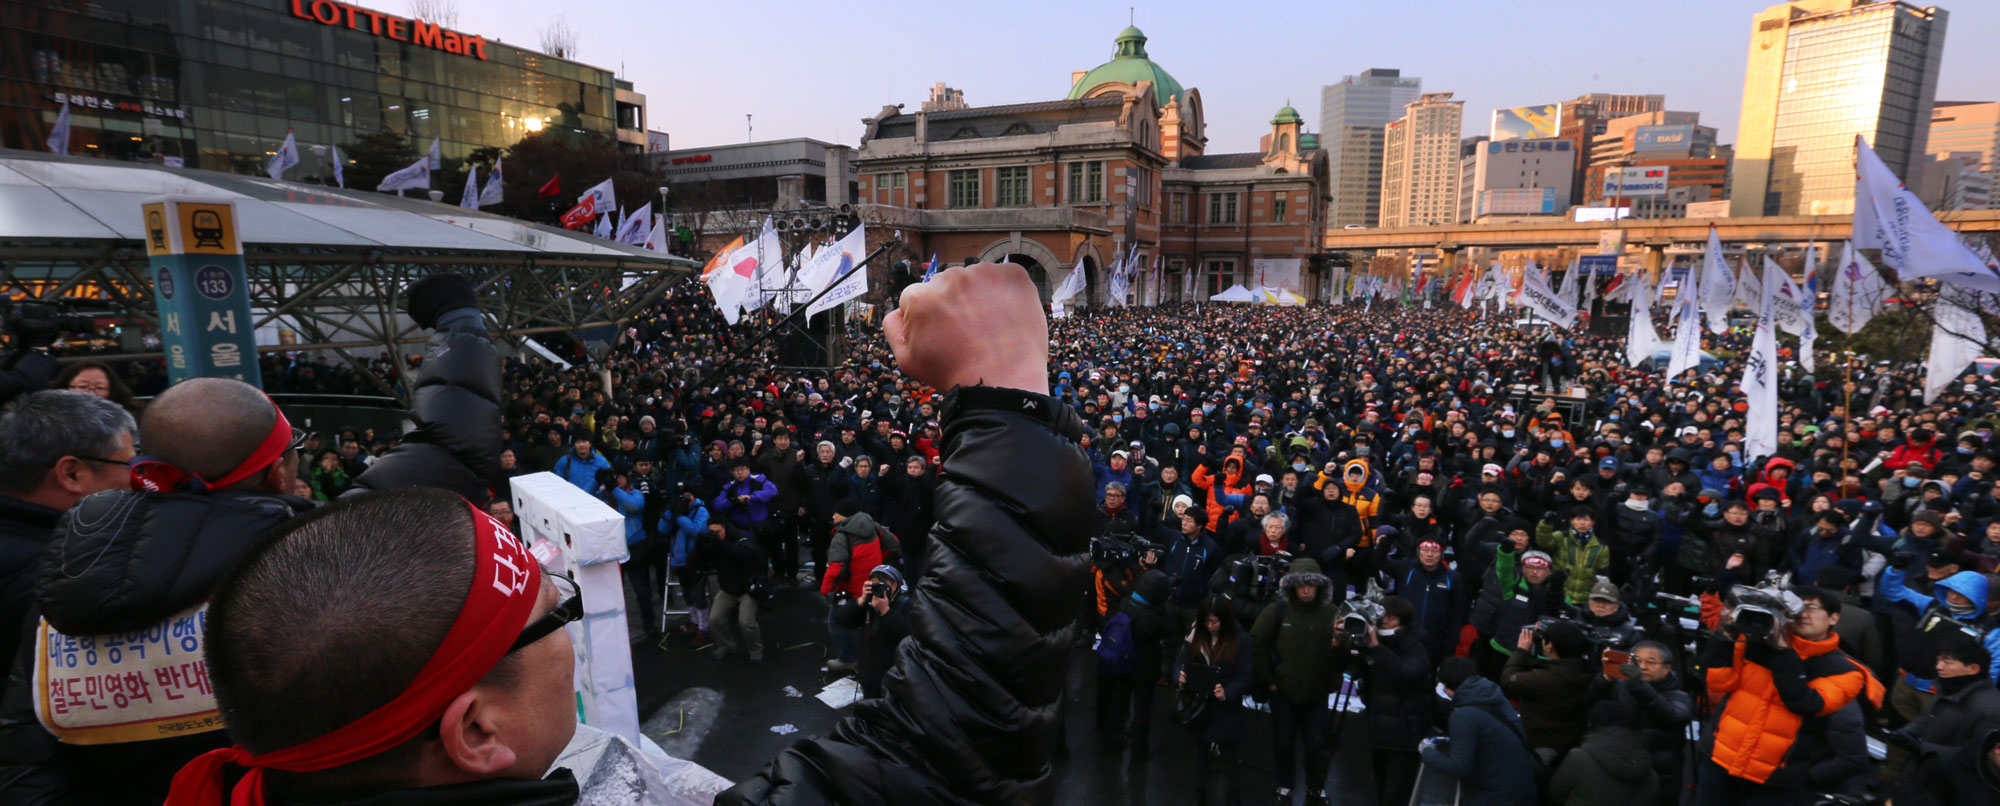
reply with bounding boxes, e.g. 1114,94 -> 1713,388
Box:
289,0 -> 490,60
141,197 -> 262,387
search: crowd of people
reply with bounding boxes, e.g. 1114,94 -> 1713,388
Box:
3,263 -> 2000,805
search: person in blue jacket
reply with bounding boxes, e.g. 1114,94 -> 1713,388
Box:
1878,558 -> 2000,733
554,436 -> 613,493
661,488 -> 712,637
1420,656 -> 1538,806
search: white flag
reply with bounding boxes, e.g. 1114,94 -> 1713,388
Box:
1581,260 -> 1598,311
1666,253 -> 1703,380
578,177 -> 616,213
702,235 -> 754,326
1183,264 -> 1196,300
478,156 -> 504,206
616,202 -> 651,245
328,143 -> 346,188
1827,243 -> 1889,335
643,214 -> 670,255
1557,256 -> 1581,305
46,99 -> 70,154
593,214 -> 612,240
1769,258 -> 1811,336
1515,261 -> 1577,328
376,155 -> 431,191
1742,267 -> 1780,463
1853,134 -> 2000,294
1733,256 -> 1764,313
426,136 -> 442,170
459,164 -> 480,209
1925,286 -> 1988,404
1104,250 -> 1128,308
1051,263 -> 1089,304
1625,272 -> 1661,367
806,225 -> 871,318
742,218 -> 784,312
267,129 -> 300,181
1797,245 -> 1819,373
1699,227 -> 1734,334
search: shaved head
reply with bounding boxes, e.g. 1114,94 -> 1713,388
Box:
141,378 -> 277,483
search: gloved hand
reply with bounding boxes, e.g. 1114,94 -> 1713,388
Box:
1619,662 -> 1642,681
405,274 -> 479,330
1890,550 -> 1918,568
1886,728 -> 1922,752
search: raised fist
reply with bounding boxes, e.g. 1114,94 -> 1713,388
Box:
885,263 -> 1049,396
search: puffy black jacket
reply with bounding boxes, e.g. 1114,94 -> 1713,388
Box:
1586,670 -> 1695,783
0,490 -> 311,806
718,395 -> 1091,805
0,317 -> 499,806
0,495 -> 62,673
1355,626 -> 1434,750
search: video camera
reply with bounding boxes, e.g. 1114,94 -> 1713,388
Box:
1,301 -> 95,348
1218,553 -> 1293,604
1333,582 -> 1387,653
1089,527 -> 1159,570
1533,612 -> 1632,655
1725,582 -> 1801,640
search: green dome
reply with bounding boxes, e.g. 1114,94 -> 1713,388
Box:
1272,102 -> 1303,125
1067,25 -> 1185,109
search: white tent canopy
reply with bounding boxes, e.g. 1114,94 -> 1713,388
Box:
1209,284 -> 1259,303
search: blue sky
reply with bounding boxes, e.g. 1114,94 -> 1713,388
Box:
371,0 -> 1999,154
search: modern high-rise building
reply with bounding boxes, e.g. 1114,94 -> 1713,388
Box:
1730,0 -> 1949,217
1379,91 -> 1464,228
1929,101 -> 1999,208
1464,137 -> 1576,221
1321,68 -> 1422,229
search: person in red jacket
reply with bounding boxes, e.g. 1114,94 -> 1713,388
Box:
1885,428 -> 1945,473
821,499 -> 901,674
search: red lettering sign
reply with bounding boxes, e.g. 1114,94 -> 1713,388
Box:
290,0 -> 487,60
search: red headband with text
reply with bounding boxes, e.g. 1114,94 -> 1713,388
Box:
165,499 -> 543,806
131,398 -> 294,493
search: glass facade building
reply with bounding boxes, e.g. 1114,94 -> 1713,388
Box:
1,0 -> 645,175
1730,0 -> 1947,216
1320,68 -> 1421,229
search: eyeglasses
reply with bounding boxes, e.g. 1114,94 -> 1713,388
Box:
67,384 -> 110,394
1799,603 -> 1830,614
70,454 -> 131,467
285,429 -> 312,455
510,572 -> 582,654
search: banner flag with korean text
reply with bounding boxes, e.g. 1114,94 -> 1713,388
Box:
267,129 -> 300,181
806,225 -> 871,318
578,177 -> 615,213
459,164 -> 480,209
376,155 -> 431,192
1742,267 -> 1780,463
1853,134 -> 2000,294
1699,226 -> 1733,334
1666,252 -> 1702,380
1827,242 -> 1889,335
1514,261 -> 1577,328
615,202 -> 651,246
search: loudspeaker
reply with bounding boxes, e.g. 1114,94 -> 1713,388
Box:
776,311 -> 833,367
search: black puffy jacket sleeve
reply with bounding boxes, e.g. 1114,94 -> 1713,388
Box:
344,317 -> 502,503
718,394 -> 1091,805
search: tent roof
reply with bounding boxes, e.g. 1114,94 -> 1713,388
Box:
1209,284 -> 1259,302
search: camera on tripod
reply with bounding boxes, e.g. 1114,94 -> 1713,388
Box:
1334,583 -> 1387,652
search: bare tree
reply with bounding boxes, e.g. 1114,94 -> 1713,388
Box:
405,0 -> 459,28
539,14 -> 579,60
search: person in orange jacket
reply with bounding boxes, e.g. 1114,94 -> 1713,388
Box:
1190,453 -> 1252,532
1694,585 -> 1884,805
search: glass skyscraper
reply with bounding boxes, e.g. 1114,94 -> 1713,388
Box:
1320,68 -> 1421,229
2,0 -> 648,175
1730,0 -> 1948,217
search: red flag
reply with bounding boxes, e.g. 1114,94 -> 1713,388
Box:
559,195 -> 596,230
538,175 -> 561,198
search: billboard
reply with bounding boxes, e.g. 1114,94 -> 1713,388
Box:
1575,207 -> 1632,223
1491,104 -> 1562,141
1634,125 -> 1695,152
1604,166 -> 1670,197
1685,199 -> 1731,219
1476,187 -> 1558,216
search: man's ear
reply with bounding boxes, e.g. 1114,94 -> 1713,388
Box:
438,688 -> 518,776
50,456 -> 94,497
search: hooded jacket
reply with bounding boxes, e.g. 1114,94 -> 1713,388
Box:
1886,434 -> 1944,472
1,315 -> 498,806
1247,558 -> 1341,705
1502,642 -> 1594,754
1901,729 -> 2000,806
1548,725 -> 1659,806
1701,631 -> 1884,785
1315,459 -> 1385,548
1532,520 -> 1611,604
1744,457 -> 1797,507
1189,456 -> 1251,532
719,395 -> 1093,806
1471,542 -> 1566,655
1880,567 -> 2000,690
820,512 -> 899,599
1419,676 -> 1538,806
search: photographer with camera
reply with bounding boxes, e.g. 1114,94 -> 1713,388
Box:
820,500 -> 901,673
1421,656 -> 1539,806
554,436 -> 613,493
1695,585 -> 1883,805
831,565 -> 912,699
1332,595 -> 1434,806
1502,617 -> 1596,761
1097,570 -> 1173,761
1579,579 -> 1641,649
1586,640 -> 1694,802
1172,593 -> 1254,806
1248,557 -> 1341,806
695,522 -> 766,662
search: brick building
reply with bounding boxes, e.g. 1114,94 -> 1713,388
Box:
850,25 -> 1326,306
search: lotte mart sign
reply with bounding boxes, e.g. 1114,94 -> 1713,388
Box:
141,197 -> 261,387
288,0 -> 490,60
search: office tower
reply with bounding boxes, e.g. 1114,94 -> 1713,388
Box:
1730,0 -> 1948,216
1321,69 -> 1422,229
1928,101 -> 1999,208
1379,91 -> 1464,228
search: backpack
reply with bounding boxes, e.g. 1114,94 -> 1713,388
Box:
1096,611 -> 1139,675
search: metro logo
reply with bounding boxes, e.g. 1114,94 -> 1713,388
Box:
289,0 -> 488,60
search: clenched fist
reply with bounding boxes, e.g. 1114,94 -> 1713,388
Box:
885,263 -> 1049,396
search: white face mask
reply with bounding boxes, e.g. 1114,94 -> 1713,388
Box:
1377,626 -> 1399,637
1625,499 -> 1651,511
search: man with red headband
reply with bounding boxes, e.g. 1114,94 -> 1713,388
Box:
0,275 -> 502,806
